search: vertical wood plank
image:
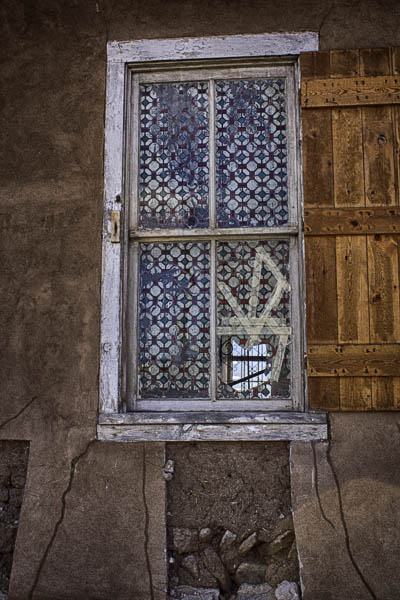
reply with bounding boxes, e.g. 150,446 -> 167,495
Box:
393,103 -> 400,207
330,51 -> 365,209
362,105 -> 396,206
302,110 -> 334,207
301,51 -> 331,79
307,377 -> 340,411
332,107 -> 364,206
330,49 -> 360,77
372,377 -> 400,410
360,49 -> 396,207
391,47 -> 400,75
368,234 -> 400,342
336,236 -> 369,343
340,377 -> 372,411
360,48 -> 391,76
305,237 -> 338,344
391,48 -> 400,207
301,49 -> 333,209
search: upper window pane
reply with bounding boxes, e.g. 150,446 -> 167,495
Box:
216,79 -> 288,228
139,82 -> 210,229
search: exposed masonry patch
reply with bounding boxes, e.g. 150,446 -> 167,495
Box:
0,441 -> 29,598
166,442 -> 300,599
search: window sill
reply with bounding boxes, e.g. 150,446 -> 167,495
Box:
97,412 -> 328,442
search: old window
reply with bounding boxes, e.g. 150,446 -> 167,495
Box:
98,34 -> 327,441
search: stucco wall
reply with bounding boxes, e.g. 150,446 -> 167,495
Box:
1,1 -> 400,598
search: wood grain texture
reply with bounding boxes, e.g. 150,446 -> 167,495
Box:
304,207 -> 400,235
303,48 -> 400,412
332,107 -> 364,206
307,377 -> 340,411
308,344 -> 400,377
305,236 -> 338,343
97,422 -> 328,442
302,75 -> 400,108
336,236 -> 369,343
362,105 -> 396,206
372,377 -> 400,410
301,50 -> 330,80
360,48 -> 391,77
302,109 -> 334,207
99,412 -> 327,425
368,235 -> 400,342
330,49 -> 359,78
340,377 -> 372,410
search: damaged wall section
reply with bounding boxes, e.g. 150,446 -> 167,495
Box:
166,442 -> 300,600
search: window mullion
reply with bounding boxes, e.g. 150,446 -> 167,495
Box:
209,79 -> 217,402
209,78 -> 216,229
210,239 -> 217,402
127,241 -> 139,410
130,74 -> 140,229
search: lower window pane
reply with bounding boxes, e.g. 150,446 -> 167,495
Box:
138,242 -> 210,398
217,240 -> 291,399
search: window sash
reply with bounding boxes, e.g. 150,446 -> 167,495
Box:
128,64 -> 299,231
124,234 -> 301,411
122,61 -> 302,413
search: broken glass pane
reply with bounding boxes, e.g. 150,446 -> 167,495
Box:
216,240 -> 291,399
215,79 -> 288,228
139,82 -> 209,229
138,242 -> 210,398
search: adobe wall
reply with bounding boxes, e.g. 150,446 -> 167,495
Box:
1,1 -> 400,598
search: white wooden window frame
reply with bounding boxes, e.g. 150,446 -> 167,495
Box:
98,32 -> 328,442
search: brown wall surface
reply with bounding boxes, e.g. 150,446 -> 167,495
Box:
1,1 -> 400,598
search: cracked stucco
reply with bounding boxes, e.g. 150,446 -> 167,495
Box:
142,445 -> 155,600
325,440 -> 377,600
28,439 -> 96,600
291,414 -> 400,600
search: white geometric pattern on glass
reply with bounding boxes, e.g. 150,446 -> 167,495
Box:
138,241 -> 211,398
217,240 -> 291,399
139,82 -> 209,229
216,79 -> 288,228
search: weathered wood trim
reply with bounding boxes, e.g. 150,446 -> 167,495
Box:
307,344 -> 400,376
97,422 -> 328,442
304,207 -> 400,235
302,75 -> 400,107
108,33 -> 319,64
134,399 -> 292,411
99,411 -> 327,425
99,59 -> 125,413
129,226 -> 299,240
100,33 -> 318,421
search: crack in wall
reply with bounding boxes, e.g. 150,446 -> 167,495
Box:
142,445 -> 154,600
28,438 -> 96,600
0,382 -> 61,433
0,395 -> 38,432
319,0 -> 335,37
311,442 -> 335,531
326,438 -> 377,600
